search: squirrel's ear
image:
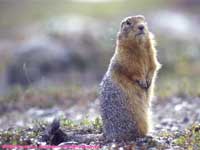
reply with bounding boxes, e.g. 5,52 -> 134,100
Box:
120,17 -> 128,29
120,21 -> 125,29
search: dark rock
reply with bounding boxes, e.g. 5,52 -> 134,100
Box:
41,118 -> 66,145
6,40 -> 69,86
6,38 -> 88,87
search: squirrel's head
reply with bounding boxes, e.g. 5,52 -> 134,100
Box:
117,15 -> 153,48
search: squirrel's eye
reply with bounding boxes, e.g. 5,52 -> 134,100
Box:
126,20 -> 131,26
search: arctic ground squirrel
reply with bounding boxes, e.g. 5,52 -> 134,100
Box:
99,15 -> 161,141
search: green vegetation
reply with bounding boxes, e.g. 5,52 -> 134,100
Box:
156,75 -> 200,97
62,118 -> 75,128
0,0 -> 164,28
61,116 -> 102,130
0,84 -> 97,111
0,125 -> 43,145
173,124 -> 200,149
0,120 -> 199,149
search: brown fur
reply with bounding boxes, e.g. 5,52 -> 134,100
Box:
109,15 -> 161,136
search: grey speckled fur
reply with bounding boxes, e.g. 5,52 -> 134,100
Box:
99,72 -> 139,141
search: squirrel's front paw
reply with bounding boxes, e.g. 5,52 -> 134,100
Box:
146,79 -> 151,89
136,80 -> 148,90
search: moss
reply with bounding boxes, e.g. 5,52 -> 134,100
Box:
80,115 -> 92,126
60,116 -> 102,131
92,117 -> 102,130
174,136 -> 186,146
62,119 -> 76,128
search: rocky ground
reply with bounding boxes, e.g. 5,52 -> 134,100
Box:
0,94 -> 199,150
0,2 -> 199,149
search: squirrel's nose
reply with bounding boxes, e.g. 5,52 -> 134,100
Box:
138,25 -> 144,31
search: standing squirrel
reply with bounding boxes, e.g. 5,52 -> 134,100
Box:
99,15 -> 161,141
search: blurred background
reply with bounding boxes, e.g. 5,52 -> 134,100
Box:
0,0 -> 199,129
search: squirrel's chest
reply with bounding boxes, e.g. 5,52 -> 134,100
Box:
143,54 -> 155,72
128,53 -> 155,73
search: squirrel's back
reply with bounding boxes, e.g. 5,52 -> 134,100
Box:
100,71 -> 141,141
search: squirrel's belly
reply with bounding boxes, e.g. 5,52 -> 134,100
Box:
99,74 -> 142,141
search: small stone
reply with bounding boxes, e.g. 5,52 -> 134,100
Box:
171,126 -> 178,132
110,143 -> 118,150
182,117 -> 189,123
